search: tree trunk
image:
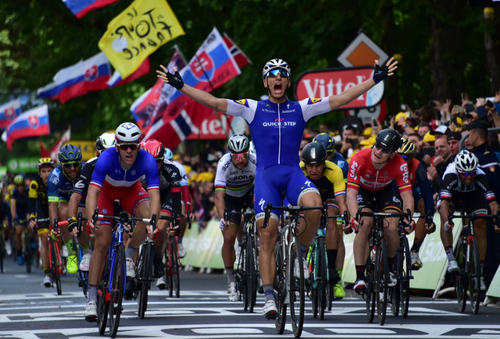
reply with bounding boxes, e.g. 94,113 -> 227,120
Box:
484,11 -> 500,94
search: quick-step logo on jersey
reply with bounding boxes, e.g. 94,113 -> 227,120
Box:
262,118 -> 297,128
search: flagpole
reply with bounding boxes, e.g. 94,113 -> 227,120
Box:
174,34 -> 235,137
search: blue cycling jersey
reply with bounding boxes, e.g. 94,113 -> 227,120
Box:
332,152 -> 349,179
90,148 -> 159,190
48,164 -> 85,203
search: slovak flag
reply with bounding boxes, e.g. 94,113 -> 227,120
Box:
1,105 -> 50,150
107,58 -> 151,88
63,0 -> 120,19
37,52 -> 111,104
0,99 -> 22,130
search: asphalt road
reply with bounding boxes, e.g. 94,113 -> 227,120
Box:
1,253 -> 500,339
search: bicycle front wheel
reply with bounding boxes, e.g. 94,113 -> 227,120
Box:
468,237 -> 481,314
172,238 -> 180,298
318,237 -> 327,320
246,236 -> 257,312
289,242 -> 305,338
109,244 -> 125,338
97,283 -> 109,335
365,253 -> 376,323
50,240 -> 62,295
455,240 -> 467,313
400,236 -> 411,318
375,239 -> 389,326
274,241 -> 286,334
137,242 -> 152,319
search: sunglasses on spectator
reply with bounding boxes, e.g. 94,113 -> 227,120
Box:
459,171 -> 475,177
62,161 -> 80,169
231,152 -> 249,161
374,142 -> 392,154
117,143 -> 139,151
267,69 -> 289,78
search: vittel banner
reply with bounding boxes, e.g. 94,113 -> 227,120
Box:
294,67 -> 385,109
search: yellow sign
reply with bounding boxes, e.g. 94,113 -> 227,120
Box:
63,140 -> 96,162
98,0 -> 185,78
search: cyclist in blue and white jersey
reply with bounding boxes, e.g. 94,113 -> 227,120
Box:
48,145 -> 85,274
67,133 -> 116,272
84,122 -> 160,321
157,57 -> 398,318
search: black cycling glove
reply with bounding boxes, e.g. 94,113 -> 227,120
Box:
372,62 -> 390,84
166,70 -> 184,90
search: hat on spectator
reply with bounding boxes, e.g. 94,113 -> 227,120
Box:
466,120 -> 489,132
423,131 -> 436,143
430,125 -> 450,136
447,131 -> 462,142
358,139 -> 373,149
362,127 -> 373,137
395,112 -> 407,125
464,103 -> 475,114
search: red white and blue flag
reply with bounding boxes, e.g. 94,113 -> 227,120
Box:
142,27 -> 241,146
223,33 -> 252,69
63,0 -> 120,19
0,99 -> 22,130
107,58 -> 151,88
37,52 -> 111,104
1,105 -> 50,150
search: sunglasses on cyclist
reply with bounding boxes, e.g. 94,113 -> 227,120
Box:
62,161 -> 80,169
267,69 -> 289,78
117,143 -> 139,151
401,155 -> 410,161
374,142 -> 392,154
459,171 -> 475,177
231,152 -> 249,161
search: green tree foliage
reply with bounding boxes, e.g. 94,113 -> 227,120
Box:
0,0 -> 495,162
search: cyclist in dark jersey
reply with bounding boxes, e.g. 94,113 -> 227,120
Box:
157,56 -> 398,318
12,175 -> 30,265
28,157 -> 55,287
67,133 -> 116,272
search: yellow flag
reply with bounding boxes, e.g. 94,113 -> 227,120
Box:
98,0 -> 184,78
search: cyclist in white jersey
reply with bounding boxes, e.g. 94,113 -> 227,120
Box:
157,57 -> 398,318
215,134 -> 257,301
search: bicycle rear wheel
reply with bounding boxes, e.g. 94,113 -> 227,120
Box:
455,240 -> 467,313
318,238 -> 327,320
274,241 -> 286,334
468,237 -> 481,314
172,238 -> 180,298
109,244 -> 125,338
289,242 -> 305,338
375,239 -> 389,326
246,236 -> 257,312
137,242 -> 152,319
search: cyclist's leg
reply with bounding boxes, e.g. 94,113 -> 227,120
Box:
37,218 -> 51,286
325,201 -> 340,284
153,210 -> 170,278
14,222 -> 23,264
438,199 -> 458,272
411,196 -> 426,269
57,201 -> 79,273
86,223 -> 113,318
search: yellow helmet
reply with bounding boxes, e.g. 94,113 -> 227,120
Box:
37,157 -> 54,169
397,138 -> 415,155
13,175 -> 25,185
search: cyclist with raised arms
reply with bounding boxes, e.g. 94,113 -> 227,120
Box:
438,150 -> 499,287
346,129 -> 414,295
158,56 -> 398,318
164,147 -> 192,258
214,134 -> 257,301
84,122 -> 160,321
396,138 -> 435,270
11,175 -> 30,265
28,158 -> 54,286
140,140 -> 182,288
67,133 -> 116,272
47,144 -> 85,274
312,132 -> 349,299
300,142 -> 346,286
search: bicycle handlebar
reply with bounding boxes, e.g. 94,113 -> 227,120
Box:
262,203 -> 329,230
91,208 -> 157,233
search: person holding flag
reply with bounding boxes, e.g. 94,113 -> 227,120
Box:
157,57 -> 398,319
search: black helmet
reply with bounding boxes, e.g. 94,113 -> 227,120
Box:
312,133 -> 335,153
301,142 -> 327,165
375,129 -> 401,153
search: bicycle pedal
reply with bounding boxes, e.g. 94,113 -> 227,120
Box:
85,315 -> 97,323
265,311 -> 277,321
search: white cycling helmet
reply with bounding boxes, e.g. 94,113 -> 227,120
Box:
228,134 -> 250,153
164,148 -> 174,160
262,58 -> 291,79
115,122 -> 141,143
96,132 -> 116,152
454,150 -> 478,173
